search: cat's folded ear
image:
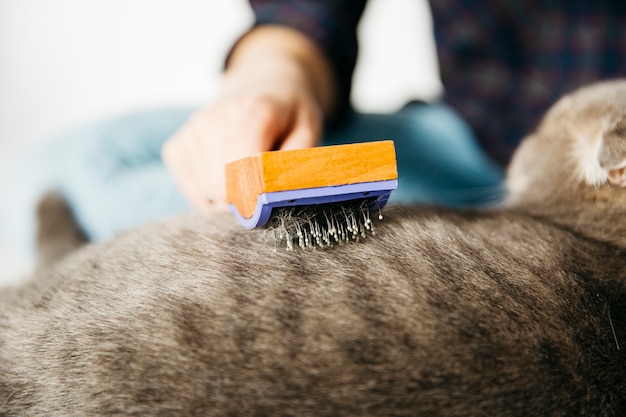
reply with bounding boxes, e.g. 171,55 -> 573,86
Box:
599,120 -> 626,187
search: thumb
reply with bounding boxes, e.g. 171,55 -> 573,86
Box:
241,97 -> 293,154
279,104 -> 322,151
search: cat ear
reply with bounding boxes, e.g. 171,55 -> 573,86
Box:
599,120 -> 626,187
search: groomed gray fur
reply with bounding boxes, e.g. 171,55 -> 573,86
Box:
2,80 -> 626,416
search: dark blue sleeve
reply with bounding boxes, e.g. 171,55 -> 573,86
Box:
249,0 -> 368,121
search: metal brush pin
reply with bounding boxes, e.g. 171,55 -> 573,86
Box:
264,197 -> 386,251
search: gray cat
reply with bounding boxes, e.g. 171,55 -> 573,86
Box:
2,80 -> 626,416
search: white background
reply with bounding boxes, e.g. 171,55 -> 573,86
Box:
0,0 -> 441,284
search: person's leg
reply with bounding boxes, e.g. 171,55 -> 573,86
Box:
1,109 -> 193,257
324,102 -> 506,207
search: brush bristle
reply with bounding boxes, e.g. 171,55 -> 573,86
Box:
263,197 -> 387,251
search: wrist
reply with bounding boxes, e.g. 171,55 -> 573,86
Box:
225,25 -> 337,117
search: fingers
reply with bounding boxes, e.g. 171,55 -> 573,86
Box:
279,97 -> 323,151
161,97 -> 295,211
237,95 -> 291,153
162,89 -> 324,212
162,120 -> 215,211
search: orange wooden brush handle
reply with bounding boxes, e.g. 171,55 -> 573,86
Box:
225,140 -> 398,220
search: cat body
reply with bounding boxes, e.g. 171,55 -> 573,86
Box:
2,81 -> 626,416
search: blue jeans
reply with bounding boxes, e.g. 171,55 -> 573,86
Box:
0,103 -> 504,257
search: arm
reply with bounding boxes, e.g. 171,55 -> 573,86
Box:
225,25 -> 337,119
162,1 -> 366,210
249,0 -> 367,121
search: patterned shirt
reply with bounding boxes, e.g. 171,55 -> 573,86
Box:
249,0 -> 626,165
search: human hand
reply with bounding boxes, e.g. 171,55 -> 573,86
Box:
162,73 -> 322,211
162,27 -> 334,211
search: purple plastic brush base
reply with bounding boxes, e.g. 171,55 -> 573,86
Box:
229,179 -> 398,229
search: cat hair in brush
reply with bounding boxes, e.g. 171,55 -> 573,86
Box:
225,140 -> 398,249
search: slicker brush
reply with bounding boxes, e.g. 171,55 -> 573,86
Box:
225,140 -> 398,250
